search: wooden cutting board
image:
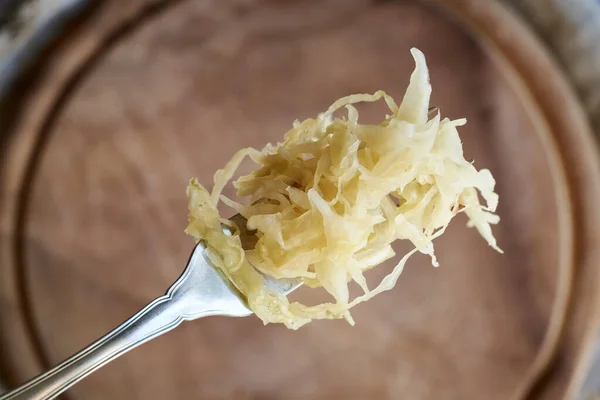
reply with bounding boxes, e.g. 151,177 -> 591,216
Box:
2,0 -> 600,399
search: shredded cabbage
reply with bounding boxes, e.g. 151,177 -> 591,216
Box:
186,48 -> 501,329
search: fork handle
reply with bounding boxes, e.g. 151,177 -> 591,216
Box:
0,295 -> 181,400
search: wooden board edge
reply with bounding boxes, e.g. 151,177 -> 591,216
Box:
0,0 -> 176,388
429,0 -> 600,398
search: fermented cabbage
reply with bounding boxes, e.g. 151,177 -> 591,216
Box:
186,48 -> 501,329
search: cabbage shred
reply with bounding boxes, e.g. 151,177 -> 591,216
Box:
186,48 -> 501,329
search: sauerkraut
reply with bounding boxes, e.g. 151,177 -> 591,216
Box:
186,48 -> 501,329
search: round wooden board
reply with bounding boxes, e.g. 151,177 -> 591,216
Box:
2,0 -> 600,399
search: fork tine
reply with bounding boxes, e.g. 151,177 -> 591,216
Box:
224,213 -> 303,296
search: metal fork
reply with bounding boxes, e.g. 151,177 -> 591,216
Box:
1,215 -> 301,400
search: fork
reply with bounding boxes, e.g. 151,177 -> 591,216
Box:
0,215 -> 301,400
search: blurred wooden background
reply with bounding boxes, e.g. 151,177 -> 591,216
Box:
2,0 -> 600,399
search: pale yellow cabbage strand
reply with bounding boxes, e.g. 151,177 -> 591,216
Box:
186,48 -> 501,329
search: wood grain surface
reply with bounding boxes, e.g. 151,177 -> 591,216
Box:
1,0 -> 600,399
